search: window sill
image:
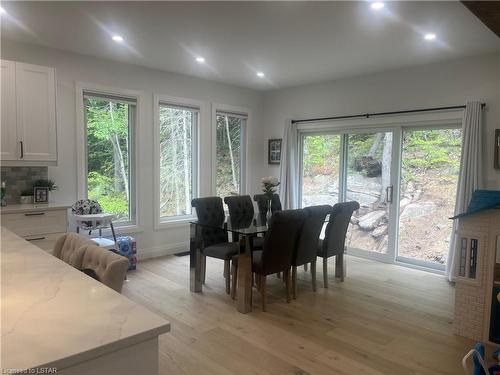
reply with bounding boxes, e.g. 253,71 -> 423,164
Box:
155,217 -> 194,230
97,224 -> 143,237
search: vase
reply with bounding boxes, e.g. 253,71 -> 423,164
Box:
266,199 -> 272,222
20,195 -> 33,204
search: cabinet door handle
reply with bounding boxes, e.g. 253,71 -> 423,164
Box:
26,236 -> 46,241
24,212 -> 45,216
20,141 -> 24,159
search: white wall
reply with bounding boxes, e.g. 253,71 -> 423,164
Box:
1,40 -> 265,258
2,39 -> 499,258
259,53 -> 500,189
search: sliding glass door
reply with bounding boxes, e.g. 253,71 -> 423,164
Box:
345,131 -> 396,259
299,123 -> 462,271
396,127 -> 462,269
300,134 -> 341,207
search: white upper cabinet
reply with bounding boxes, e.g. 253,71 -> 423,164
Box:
1,60 -> 18,160
1,60 -> 57,163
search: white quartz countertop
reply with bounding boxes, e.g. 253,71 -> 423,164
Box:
0,227 -> 171,371
0,201 -> 72,214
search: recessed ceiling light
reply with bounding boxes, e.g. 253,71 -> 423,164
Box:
371,2 -> 384,10
111,35 -> 124,43
195,56 -> 205,63
256,72 -> 265,78
424,33 -> 436,41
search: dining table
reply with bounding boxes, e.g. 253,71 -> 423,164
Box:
190,213 -> 268,313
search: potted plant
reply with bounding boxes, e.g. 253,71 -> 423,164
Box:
20,188 -> 34,204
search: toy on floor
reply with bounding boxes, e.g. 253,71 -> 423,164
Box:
462,343 -> 500,375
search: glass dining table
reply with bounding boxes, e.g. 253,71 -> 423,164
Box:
189,213 -> 269,313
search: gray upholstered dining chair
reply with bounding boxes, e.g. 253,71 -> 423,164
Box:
191,196 -> 239,294
317,201 -> 360,287
224,195 -> 263,250
292,205 -> 332,298
231,209 -> 307,311
253,193 -> 282,214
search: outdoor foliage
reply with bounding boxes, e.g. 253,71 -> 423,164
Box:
216,114 -> 243,198
85,98 -> 131,222
159,106 -> 194,218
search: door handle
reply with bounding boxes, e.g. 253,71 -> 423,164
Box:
19,141 -> 24,159
386,185 -> 394,204
24,212 -> 45,216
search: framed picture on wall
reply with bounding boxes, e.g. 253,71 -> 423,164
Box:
268,139 -> 282,165
495,129 -> 500,169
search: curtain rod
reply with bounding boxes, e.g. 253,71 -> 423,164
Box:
291,103 -> 486,125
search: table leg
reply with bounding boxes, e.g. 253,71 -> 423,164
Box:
189,223 -> 202,293
237,234 -> 252,313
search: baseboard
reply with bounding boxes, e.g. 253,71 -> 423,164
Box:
138,241 -> 189,260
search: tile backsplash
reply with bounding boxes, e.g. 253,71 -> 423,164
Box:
1,167 -> 48,204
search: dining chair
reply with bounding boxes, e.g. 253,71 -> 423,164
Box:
317,201 -> 360,287
231,209 -> 307,311
253,193 -> 282,214
224,195 -> 263,250
292,205 -> 332,298
191,196 -> 239,294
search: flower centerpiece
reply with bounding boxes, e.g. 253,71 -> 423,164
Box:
261,176 -> 280,219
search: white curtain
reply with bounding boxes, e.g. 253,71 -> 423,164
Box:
446,101 -> 483,281
279,120 -> 299,209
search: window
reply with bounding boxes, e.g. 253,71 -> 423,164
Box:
83,92 -> 136,225
215,111 -> 246,197
158,102 -> 198,221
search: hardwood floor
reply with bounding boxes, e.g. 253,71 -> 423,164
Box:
122,255 -> 474,374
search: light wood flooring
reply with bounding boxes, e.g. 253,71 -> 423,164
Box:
122,255 -> 475,375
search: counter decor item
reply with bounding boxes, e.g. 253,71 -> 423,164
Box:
34,187 -> 49,203
1,182 -> 6,207
19,189 -> 33,204
261,176 -> 280,221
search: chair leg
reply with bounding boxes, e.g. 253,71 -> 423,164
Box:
201,255 -> 206,284
335,253 -> 346,282
323,257 -> 328,288
285,268 -> 291,303
304,263 -> 308,272
224,260 -> 230,294
311,260 -> 317,292
292,266 -> 297,299
260,274 -> 267,312
231,264 -> 237,300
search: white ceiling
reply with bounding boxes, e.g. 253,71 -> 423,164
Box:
1,1 -> 499,90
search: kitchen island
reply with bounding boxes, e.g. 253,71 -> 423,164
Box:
0,227 -> 170,374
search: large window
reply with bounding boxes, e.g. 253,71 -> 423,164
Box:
158,102 -> 198,221
83,92 -> 136,225
215,111 -> 246,197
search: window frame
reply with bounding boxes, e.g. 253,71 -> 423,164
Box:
154,95 -> 202,229
76,82 -> 143,233
211,103 -> 249,198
